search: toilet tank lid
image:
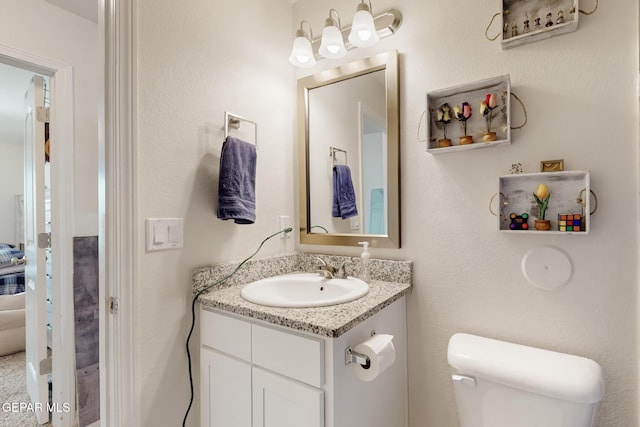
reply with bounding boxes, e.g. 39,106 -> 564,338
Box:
447,333 -> 604,404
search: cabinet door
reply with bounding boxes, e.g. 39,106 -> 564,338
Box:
201,348 -> 251,427
252,367 -> 324,427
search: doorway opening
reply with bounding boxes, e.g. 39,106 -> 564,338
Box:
0,47 -> 76,427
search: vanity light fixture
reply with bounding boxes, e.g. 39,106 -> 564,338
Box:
289,21 -> 316,68
348,0 -> 379,47
289,3 -> 402,68
319,9 -> 347,59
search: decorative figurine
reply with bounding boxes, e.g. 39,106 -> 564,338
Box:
534,17 -> 542,29
545,12 -> 554,27
453,102 -> 473,145
557,10 -> 565,24
436,103 -> 452,148
503,9 -> 510,34
558,214 -> 582,232
511,20 -> 518,37
480,93 -> 498,142
533,183 -> 551,230
510,213 -> 529,230
523,19 -> 530,33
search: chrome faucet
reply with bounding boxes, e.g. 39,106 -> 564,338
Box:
313,257 -> 350,279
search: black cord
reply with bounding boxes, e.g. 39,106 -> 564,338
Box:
182,227 -> 292,427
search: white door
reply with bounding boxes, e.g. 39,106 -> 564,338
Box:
252,367 -> 324,427
24,74 -> 49,425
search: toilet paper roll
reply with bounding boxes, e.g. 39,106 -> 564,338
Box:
352,334 -> 396,382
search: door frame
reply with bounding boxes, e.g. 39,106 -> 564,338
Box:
0,45 -> 76,427
101,0 -> 138,425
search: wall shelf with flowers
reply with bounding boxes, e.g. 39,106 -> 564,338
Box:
496,170 -> 591,234
425,75 -> 511,154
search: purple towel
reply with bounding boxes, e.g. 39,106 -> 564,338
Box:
217,136 -> 257,224
332,165 -> 358,219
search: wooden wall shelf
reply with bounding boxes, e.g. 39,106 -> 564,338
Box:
426,75 -> 511,154
498,170 -> 591,234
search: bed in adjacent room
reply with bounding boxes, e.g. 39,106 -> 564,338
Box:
0,243 -> 26,356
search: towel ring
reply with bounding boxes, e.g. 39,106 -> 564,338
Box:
329,146 -> 348,165
224,111 -> 258,149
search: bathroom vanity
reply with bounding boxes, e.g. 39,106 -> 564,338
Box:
194,253 -> 412,427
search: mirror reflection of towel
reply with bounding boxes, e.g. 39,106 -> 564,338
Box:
332,165 -> 358,219
217,136 -> 257,224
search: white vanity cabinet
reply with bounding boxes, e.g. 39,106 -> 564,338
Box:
252,367 -> 324,427
199,296 -> 408,427
200,310 -> 252,427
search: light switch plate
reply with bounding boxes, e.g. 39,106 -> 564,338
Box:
146,218 -> 184,251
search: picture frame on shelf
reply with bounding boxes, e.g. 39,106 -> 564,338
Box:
540,159 -> 564,172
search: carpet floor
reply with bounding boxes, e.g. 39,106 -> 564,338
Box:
0,351 -> 51,427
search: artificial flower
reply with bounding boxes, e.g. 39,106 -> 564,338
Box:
462,102 -> 472,119
533,183 -> 551,220
436,103 -> 452,139
487,93 -> 498,109
481,94 -> 498,133
455,102 -> 472,135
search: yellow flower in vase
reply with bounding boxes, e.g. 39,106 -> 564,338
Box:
533,183 -> 551,230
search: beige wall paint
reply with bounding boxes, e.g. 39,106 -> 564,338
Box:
0,0 -> 98,236
135,0 -> 295,424
294,1 -> 639,426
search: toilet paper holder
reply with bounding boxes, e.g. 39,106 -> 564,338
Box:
345,330 -> 376,368
345,347 -> 371,369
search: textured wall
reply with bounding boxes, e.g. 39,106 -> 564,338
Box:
294,1 -> 639,426
134,0 -> 295,425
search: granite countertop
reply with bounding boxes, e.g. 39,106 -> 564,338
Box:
194,253 -> 412,338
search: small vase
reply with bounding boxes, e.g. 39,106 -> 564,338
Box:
438,138 -> 452,148
482,131 -> 497,142
459,135 -> 473,145
534,219 -> 551,231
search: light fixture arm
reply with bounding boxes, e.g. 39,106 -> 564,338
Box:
327,8 -> 342,30
297,20 -> 313,41
358,0 -> 374,13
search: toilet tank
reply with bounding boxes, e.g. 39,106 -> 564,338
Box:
447,333 -> 604,427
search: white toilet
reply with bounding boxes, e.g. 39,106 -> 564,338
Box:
447,333 -> 604,427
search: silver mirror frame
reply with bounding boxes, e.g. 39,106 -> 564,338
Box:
298,50 -> 400,248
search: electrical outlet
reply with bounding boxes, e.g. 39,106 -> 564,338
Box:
279,215 -> 292,238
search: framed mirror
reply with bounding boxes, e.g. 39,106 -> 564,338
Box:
298,50 -> 400,248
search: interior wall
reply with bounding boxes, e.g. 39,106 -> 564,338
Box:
0,0 -> 99,236
134,0 -> 295,425
294,1 -> 639,426
0,142 -> 23,244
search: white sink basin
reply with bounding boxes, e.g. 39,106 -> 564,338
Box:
240,273 -> 369,308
